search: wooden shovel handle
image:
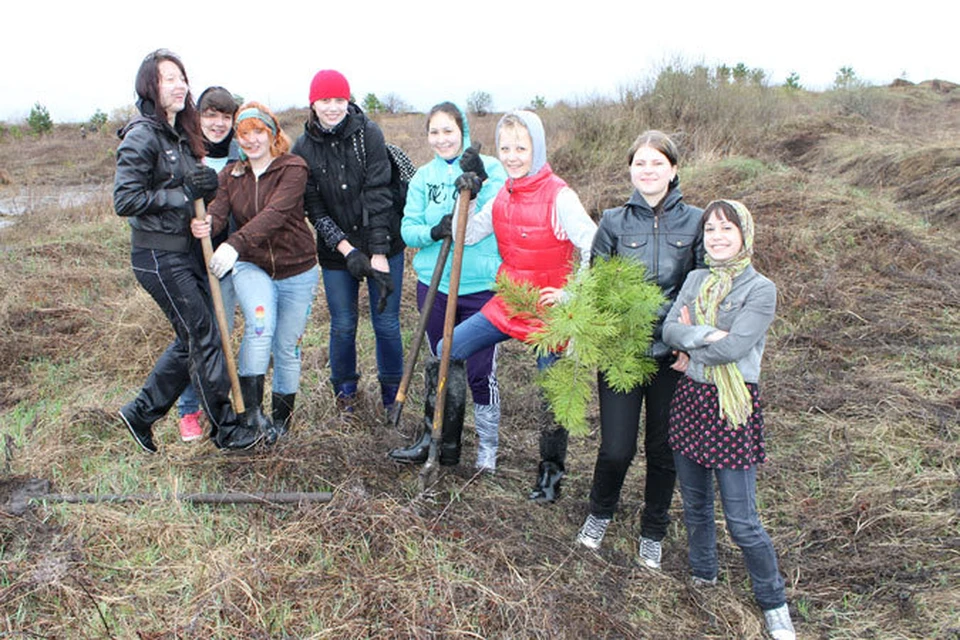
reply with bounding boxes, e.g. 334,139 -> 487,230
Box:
193,199 -> 245,414
430,189 -> 471,439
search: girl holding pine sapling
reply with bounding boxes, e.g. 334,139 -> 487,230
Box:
401,110 -> 596,502
577,131 -> 704,572
387,102 -> 507,472
662,200 -> 795,640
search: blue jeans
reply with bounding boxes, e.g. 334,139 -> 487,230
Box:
321,251 -> 404,388
673,452 -> 786,610
177,273 -> 236,417
232,262 -> 318,395
437,310 -> 556,371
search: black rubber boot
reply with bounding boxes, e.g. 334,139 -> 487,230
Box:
388,358 -> 467,465
529,401 -> 569,503
218,375 -> 270,448
119,403 -> 157,454
388,424 -> 432,464
269,392 -> 296,443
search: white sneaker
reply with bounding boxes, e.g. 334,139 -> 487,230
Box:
576,514 -> 611,550
763,604 -> 796,640
638,536 -> 662,569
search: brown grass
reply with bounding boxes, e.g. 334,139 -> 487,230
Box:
1,76 -> 959,638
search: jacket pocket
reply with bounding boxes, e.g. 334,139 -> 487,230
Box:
617,234 -> 650,260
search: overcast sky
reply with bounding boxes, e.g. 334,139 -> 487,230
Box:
2,0 -> 956,123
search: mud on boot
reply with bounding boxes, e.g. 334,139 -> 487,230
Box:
379,382 -> 399,420
334,381 -> 358,420
529,460 -> 565,503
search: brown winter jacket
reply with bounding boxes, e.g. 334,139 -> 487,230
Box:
208,153 -> 317,280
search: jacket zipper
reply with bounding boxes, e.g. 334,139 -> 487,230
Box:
653,212 -> 660,280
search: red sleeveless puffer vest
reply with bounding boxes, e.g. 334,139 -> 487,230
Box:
481,165 -> 575,342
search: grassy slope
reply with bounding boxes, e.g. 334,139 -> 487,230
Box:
0,87 -> 958,638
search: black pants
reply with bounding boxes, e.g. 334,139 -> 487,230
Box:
588,359 -> 682,540
125,247 -> 237,431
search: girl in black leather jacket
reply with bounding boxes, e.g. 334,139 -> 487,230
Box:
576,131 -> 704,566
114,49 -> 262,453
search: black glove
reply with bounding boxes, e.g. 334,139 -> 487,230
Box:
371,270 -> 394,314
454,172 -> 482,200
459,143 -> 488,183
184,165 -> 219,202
345,249 -> 373,281
430,214 -> 453,241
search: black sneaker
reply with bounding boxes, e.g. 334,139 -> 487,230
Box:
119,407 -> 157,453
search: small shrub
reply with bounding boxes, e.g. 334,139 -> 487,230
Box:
362,93 -> 384,114
27,103 -> 53,136
784,72 -> 802,91
89,109 -> 108,132
529,95 -> 547,110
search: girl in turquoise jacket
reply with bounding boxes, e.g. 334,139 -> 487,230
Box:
391,102 -> 507,472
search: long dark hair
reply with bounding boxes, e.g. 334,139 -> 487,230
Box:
134,49 -> 205,159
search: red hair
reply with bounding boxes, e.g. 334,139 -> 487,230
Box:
235,101 -> 290,157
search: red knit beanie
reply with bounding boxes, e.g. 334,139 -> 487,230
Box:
309,70 -> 351,104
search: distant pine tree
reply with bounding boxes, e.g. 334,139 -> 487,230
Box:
496,256 -> 666,434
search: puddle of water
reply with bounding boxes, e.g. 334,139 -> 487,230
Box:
0,186 -> 110,232
0,186 -> 108,216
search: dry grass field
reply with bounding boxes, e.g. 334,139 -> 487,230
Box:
1,74 -> 958,638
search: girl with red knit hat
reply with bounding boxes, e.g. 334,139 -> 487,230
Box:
292,70 -> 405,419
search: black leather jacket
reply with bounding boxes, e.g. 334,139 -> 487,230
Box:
114,115 -> 198,253
291,104 -> 402,269
592,185 -> 705,359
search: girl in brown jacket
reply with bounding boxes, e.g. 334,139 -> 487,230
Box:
193,102 -> 319,442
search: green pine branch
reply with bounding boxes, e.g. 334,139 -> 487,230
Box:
497,257 -> 667,436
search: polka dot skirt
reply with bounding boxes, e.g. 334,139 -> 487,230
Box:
668,376 -> 766,470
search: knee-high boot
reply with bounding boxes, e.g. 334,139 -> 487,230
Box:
269,392 -> 296,442
225,375 -> 272,447
529,399 -> 568,503
389,357 -> 466,465
474,402 -> 500,473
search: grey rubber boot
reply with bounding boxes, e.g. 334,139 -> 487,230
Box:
473,402 -> 500,473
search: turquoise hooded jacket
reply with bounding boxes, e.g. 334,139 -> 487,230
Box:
400,104 -> 506,295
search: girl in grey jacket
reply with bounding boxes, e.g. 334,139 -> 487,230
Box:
662,200 -> 795,640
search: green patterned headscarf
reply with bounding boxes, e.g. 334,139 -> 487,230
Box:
694,200 -> 755,428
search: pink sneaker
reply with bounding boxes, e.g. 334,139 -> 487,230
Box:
179,410 -> 204,442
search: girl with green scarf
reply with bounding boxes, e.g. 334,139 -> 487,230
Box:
662,200 -> 795,640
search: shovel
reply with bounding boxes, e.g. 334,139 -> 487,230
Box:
388,232 -> 453,431
419,187 -> 471,491
193,199 -> 269,445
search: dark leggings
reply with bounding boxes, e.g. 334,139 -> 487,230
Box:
588,359 -> 682,540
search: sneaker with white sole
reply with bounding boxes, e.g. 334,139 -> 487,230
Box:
576,514 -> 611,550
179,410 -> 204,442
638,536 -> 662,569
690,575 -> 718,587
763,603 -> 796,640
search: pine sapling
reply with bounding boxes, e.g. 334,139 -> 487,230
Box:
495,256 -> 666,434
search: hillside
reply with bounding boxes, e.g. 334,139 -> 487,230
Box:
1,80 -> 958,638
